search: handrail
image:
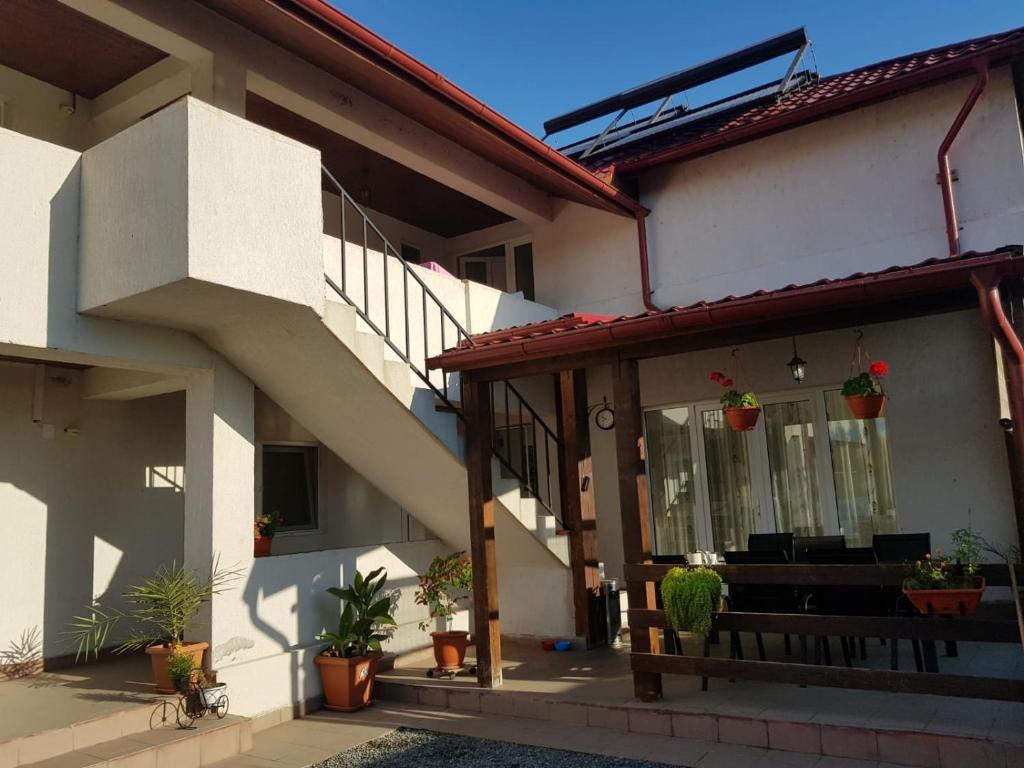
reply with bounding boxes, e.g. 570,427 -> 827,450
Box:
321,166 -> 563,523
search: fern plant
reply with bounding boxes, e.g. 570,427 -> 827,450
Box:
660,567 -> 722,637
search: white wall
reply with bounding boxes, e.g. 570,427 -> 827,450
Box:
532,68 -> 1024,316
0,361 -> 185,659
584,310 -> 1016,579
0,63 -> 92,150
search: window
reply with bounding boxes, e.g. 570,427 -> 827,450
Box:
262,444 -> 319,532
458,244 -> 507,291
400,243 -> 421,264
644,386 -> 899,554
513,242 -> 535,301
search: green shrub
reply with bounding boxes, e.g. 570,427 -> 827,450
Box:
167,652 -> 195,690
660,567 -> 722,637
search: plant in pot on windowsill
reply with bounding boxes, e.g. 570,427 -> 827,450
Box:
661,567 -> 723,638
415,552 -> 473,673
315,567 -> 396,712
903,527 -> 986,615
254,511 -> 279,557
65,560 -> 239,693
843,360 -> 889,419
711,371 -> 760,431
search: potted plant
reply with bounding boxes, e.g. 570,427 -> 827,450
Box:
167,651 -> 198,693
315,567 -> 396,712
660,567 -> 723,637
415,552 -> 473,672
711,371 -> 760,431
903,528 -> 986,615
65,560 -> 239,693
254,511 -> 279,557
843,360 -> 889,419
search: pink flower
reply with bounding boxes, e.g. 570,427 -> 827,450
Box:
710,371 -> 724,382
722,378 -> 734,388
869,361 -> 889,377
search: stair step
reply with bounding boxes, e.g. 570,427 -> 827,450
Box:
19,714 -> 250,768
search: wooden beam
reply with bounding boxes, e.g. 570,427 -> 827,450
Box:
463,374 -> 502,688
628,609 -> 1023,643
630,652 -> 1024,702
556,369 -> 603,646
612,356 -> 662,701
623,562 -> 1019,587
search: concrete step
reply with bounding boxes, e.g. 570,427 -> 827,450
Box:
16,711 -> 250,768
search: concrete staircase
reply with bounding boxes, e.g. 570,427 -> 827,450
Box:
3,702 -> 251,768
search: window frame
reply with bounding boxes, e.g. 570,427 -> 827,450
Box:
258,441 -> 323,536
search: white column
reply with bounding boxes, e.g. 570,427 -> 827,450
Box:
184,363 -> 254,665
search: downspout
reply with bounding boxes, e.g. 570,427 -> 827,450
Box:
636,212 -> 660,312
938,61 -> 989,257
971,267 -> 1024,553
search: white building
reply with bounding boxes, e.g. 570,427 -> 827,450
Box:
1,0 -> 1022,723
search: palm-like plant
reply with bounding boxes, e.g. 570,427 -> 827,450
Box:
65,560 -> 240,660
318,567 -> 396,658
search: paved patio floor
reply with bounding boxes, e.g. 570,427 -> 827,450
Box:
379,634 -> 1024,744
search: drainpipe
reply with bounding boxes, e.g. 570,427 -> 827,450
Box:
637,212 -> 660,312
938,61 -> 989,257
971,267 -> 1024,552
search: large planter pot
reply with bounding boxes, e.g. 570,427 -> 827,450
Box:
845,394 -> 886,420
430,630 -> 469,672
146,641 -> 209,694
724,406 -> 761,432
315,653 -> 378,712
903,577 -> 986,616
254,535 -> 273,557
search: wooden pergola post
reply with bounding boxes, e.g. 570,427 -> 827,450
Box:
611,356 -> 663,701
556,368 -> 603,646
462,373 -> 502,688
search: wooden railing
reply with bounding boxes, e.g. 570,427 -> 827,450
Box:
623,562 -> 1024,703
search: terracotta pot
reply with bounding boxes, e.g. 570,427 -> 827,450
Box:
724,406 -> 761,432
254,535 -> 272,557
430,630 -> 469,672
145,641 -> 208,694
903,577 -> 986,616
845,394 -> 886,420
315,653 -> 377,712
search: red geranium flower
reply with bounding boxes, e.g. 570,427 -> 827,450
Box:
869,361 -> 889,377
710,371 -> 724,382
722,378 -> 734,388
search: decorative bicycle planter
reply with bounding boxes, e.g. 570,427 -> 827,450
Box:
149,679 -> 229,730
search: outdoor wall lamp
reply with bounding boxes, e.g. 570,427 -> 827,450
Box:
787,337 -> 807,383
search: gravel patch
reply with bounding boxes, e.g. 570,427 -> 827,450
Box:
313,727 -> 677,767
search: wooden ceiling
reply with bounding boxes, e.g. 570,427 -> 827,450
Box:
0,0 -> 168,98
246,93 -> 513,237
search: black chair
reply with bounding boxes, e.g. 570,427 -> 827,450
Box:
793,535 -> 846,562
873,533 -> 933,669
805,547 -> 882,667
723,549 -> 798,662
748,532 -> 794,562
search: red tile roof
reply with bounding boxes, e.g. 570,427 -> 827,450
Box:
429,246 -> 1024,373
582,26 -> 1024,176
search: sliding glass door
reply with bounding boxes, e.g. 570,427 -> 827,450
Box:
644,386 -> 897,554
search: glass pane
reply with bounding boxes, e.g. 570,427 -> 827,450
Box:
701,409 -> 757,553
644,407 -> 698,555
824,390 -> 897,546
764,401 -> 823,537
262,445 -> 318,530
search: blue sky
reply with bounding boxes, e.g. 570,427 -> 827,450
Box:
333,1 -> 1021,145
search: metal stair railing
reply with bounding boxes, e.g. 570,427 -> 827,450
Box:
321,166 -> 563,523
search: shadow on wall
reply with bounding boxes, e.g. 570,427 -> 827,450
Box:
238,542 -> 447,708
0,356 -> 187,660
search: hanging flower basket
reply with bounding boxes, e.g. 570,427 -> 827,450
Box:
842,355 -> 889,421
711,367 -> 760,432
845,393 -> 886,420
724,406 -> 761,431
